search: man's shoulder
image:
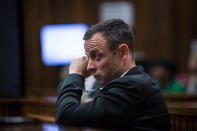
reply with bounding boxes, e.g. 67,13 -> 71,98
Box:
104,71 -> 152,90
103,67 -> 158,95
118,68 -> 152,86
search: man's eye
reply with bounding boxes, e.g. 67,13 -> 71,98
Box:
90,54 -> 96,59
89,53 -> 102,61
95,54 -> 103,61
95,55 -> 101,61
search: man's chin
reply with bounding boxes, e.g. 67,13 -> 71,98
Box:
97,80 -> 107,86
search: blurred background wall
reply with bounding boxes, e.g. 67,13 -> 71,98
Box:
1,0 -> 197,97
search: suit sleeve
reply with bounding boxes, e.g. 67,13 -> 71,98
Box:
55,74 -> 140,127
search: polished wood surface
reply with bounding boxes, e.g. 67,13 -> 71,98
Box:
167,101 -> 197,116
0,123 -> 110,131
163,93 -> 197,102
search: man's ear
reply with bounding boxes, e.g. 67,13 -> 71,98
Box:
118,44 -> 129,59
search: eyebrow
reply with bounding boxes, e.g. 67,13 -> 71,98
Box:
89,49 -> 99,57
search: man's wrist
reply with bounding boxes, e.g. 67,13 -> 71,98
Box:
68,73 -> 85,80
69,71 -> 82,76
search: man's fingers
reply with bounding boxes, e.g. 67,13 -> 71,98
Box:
69,56 -> 90,78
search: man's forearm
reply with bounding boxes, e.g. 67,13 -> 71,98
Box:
55,74 -> 84,124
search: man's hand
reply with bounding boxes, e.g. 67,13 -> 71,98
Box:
69,56 -> 91,78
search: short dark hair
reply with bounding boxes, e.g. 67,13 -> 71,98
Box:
83,19 -> 135,55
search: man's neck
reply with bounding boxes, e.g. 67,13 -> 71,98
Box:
121,63 -> 136,77
120,54 -> 136,77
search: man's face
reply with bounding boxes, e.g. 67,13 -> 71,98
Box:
84,33 -> 123,85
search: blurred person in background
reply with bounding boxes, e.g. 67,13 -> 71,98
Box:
148,59 -> 185,94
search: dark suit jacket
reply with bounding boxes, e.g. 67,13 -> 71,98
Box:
55,66 -> 170,130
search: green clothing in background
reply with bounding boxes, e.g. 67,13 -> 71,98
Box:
154,79 -> 185,94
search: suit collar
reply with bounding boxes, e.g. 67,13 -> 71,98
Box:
124,65 -> 144,76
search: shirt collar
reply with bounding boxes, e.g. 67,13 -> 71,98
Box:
121,70 -> 130,77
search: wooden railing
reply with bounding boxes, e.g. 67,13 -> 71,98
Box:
167,101 -> 197,131
0,94 -> 197,131
0,97 -> 56,123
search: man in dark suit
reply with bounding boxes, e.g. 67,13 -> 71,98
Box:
55,19 -> 170,130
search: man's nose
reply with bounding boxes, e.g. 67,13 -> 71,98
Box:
87,59 -> 96,72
